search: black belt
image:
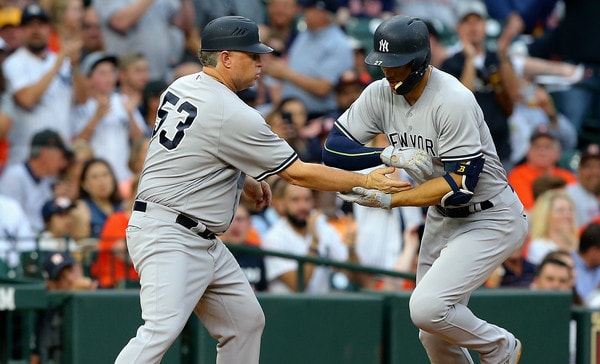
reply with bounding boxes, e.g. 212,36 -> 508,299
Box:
435,200 -> 494,218
133,201 -> 216,240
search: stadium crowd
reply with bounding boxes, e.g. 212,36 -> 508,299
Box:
0,0 -> 599,308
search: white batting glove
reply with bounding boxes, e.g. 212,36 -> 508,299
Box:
337,187 -> 392,210
380,146 -> 433,179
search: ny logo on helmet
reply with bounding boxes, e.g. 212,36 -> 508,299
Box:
379,39 -> 389,53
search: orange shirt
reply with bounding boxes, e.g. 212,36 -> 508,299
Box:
507,164 -> 578,210
0,139 -> 7,172
91,211 -> 139,288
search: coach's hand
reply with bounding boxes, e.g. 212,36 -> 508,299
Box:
338,187 -> 392,209
364,166 -> 412,194
380,146 -> 433,179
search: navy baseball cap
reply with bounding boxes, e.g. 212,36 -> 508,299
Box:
43,252 -> 75,281
31,129 -> 73,157
20,4 -> 50,26
42,197 -> 76,222
201,16 -> 273,54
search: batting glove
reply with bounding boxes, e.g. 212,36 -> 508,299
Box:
380,146 -> 433,179
338,187 -> 392,209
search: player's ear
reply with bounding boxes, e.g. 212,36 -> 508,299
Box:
220,51 -> 232,68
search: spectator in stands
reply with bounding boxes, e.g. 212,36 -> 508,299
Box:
2,4 -> 86,165
90,175 -> 139,289
0,6 -> 23,56
94,0 -> 195,81
70,158 -> 122,240
37,197 -> 78,253
530,253 -> 573,292
396,0 -> 460,31
219,204 -> 269,292
50,138 -> 95,202
266,98 -> 319,162
0,195 -> 36,274
508,80 -> 578,165
30,251 -> 96,364
258,0 -> 299,58
117,52 -> 150,117
337,0 -> 395,23
250,175 -> 286,239
508,125 -> 578,211
46,0 -> 84,53
573,223 -> 600,307
0,129 -> 71,233
118,136 -> 149,200
441,0 -> 520,169
566,144 -> 600,228
263,182 -> 349,293
527,189 -> 578,265
262,0 -> 354,119
528,0 -> 600,132
487,247 -> 537,288
81,3 -> 104,58
193,0 -> 265,29
72,51 -> 147,183
140,79 -> 168,132
423,19 -> 449,68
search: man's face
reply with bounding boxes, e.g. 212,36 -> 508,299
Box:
456,14 -> 486,46
223,206 -> 251,244
229,51 -> 263,92
49,265 -> 76,290
42,147 -> 68,177
534,263 -> 571,291
578,159 -> 600,194
527,136 -> 561,168
283,185 -> 314,227
23,18 -> 50,53
382,63 -> 412,94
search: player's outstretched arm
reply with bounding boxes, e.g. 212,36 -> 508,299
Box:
277,160 -> 412,194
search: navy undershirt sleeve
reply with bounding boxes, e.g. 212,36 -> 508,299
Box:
322,126 -> 384,171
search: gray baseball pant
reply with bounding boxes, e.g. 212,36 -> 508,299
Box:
115,208 -> 264,364
409,186 -> 528,364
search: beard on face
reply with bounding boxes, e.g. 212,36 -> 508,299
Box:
286,212 -> 307,229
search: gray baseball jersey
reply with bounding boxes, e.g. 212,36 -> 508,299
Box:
136,72 -> 297,233
336,67 -> 507,201
117,72 -> 297,364
336,67 -> 528,363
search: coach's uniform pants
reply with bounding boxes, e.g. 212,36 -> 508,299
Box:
409,185 -> 528,364
115,207 -> 264,364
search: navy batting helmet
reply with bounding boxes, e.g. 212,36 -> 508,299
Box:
201,16 -> 273,54
365,16 -> 431,94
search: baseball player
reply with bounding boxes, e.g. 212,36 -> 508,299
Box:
114,16 -> 409,364
323,16 -> 528,364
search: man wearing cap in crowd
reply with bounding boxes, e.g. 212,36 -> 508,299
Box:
441,0 -> 520,170
566,144 -> 600,227
508,125 -> 578,211
30,251 -> 96,363
262,0 -> 354,119
0,6 -> 23,56
1,3 -> 86,166
72,51 -> 147,183
0,129 -> 71,232
38,197 -> 78,253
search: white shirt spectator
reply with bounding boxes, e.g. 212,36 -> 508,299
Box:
263,214 -> 348,293
0,195 -> 36,269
